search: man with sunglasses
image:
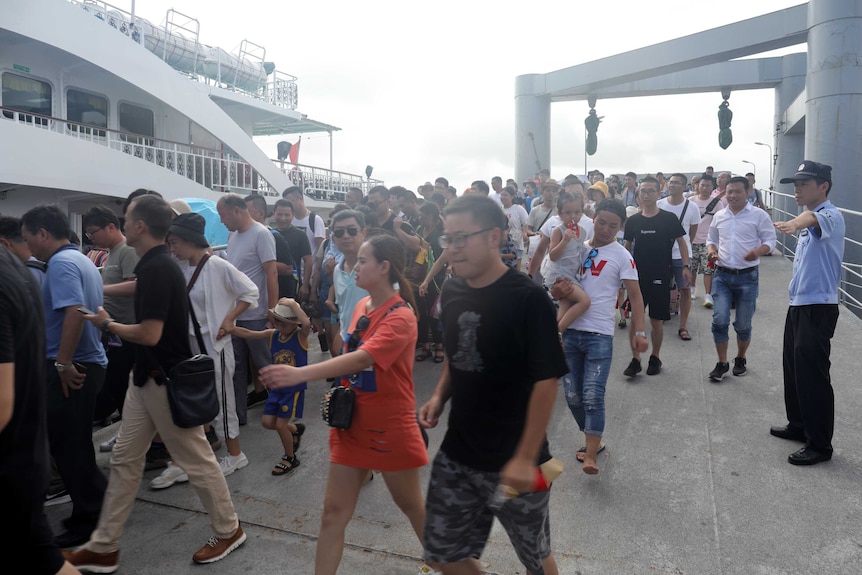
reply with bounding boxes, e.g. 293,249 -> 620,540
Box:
623,176 -> 690,377
419,195 -> 568,575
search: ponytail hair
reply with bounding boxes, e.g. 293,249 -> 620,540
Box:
365,234 -> 418,317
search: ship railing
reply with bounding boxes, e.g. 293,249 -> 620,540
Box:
765,187 -> 862,317
1,105 -> 278,197
69,0 -> 299,110
274,161 -> 384,204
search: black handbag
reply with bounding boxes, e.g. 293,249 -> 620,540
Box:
154,255 -> 220,429
320,385 -> 355,429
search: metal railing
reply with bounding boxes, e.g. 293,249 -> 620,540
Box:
1,106 -> 277,196
70,0 -> 299,110
765,188 -> 862,316
275,161 -> 384,204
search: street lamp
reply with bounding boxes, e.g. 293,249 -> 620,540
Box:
742,160 -> 756,177
754,141 -> 773,189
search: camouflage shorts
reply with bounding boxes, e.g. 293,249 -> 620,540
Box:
423,450 -> 551,574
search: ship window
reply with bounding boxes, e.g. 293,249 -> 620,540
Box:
2,73 -> 52,124
118,102 -> 153,138
67,89 -> 108,128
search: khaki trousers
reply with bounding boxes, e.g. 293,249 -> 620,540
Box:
86,378 -> 238,553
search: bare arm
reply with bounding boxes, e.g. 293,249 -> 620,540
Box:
623,278 -> 649,353
230,326 -> 276,341
263,260 -> 279,310
774,211 -> 819,235
528,235 -> 550,277
102,280 -> 136,297
259,349 -> 374,389
418,357 -> 453,429
548,227 -> 570,262
501,377 -> 557,492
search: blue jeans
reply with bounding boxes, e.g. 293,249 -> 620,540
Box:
711,268 -> 759,343
561,330 -> 614,437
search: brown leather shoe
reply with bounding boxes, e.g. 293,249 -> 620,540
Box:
62,547 -> 119,573
192,524 -> 247,564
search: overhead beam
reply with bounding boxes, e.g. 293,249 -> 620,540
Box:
519,3 -> 808,99
551,57 -> 798,101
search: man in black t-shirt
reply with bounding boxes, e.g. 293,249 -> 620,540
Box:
245,194 -> 296,298
0,248 -> 76,575
623,176 -> 690,377
272,199 -> 311,299
66,195 -> 245,572
419,195 -> 568,575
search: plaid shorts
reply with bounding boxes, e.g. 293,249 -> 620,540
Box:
423,450 -> 551,574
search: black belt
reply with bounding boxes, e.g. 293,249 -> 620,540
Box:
716,265 -> 757,275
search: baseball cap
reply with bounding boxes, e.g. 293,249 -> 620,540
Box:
779,160 -> 832,184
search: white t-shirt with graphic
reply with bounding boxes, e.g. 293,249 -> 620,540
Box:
503,204 -> 529,251
569,240 -> 639,336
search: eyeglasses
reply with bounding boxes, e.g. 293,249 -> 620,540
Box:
333,226 -> 359,239
439,228 -> 493,249
347,315 -> 371,353
582,248 -> 599,274
85,227 -> 104,240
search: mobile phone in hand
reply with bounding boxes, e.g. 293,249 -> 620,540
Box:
73,362 -> 88,374
77,306 -> 95,315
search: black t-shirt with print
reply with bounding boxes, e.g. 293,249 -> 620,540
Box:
440,268 -> 568,471
0,249 -> 49,498
132,245 -> 193,386
623,210 -> 685,280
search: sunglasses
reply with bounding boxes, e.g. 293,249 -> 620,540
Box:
347,315 -> 371,353
582,248 -> 599,274
333,226 -> 360,239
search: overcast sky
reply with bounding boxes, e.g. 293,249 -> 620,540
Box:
131,0 -> 804,191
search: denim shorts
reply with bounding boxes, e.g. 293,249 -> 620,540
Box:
711,267 -> 759,343
671,258 -> 691,290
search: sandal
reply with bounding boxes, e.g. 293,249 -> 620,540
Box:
433,345 -> 445,363
576,444 -> 607,462
415,347 -> 432,362
272,454 -> 300,476
678,328 -> 692,341
618,318 -> 627,328
292,423 -> 306,452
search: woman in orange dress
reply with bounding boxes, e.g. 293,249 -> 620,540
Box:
260,234 -> 435,575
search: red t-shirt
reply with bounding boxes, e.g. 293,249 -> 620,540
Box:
329,294 -> 428,471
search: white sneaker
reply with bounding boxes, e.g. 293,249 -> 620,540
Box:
418,565 -> 442,575
691,286 -> 697,300
703,294 -> 714,309
219,452 -> 249,476
150,462 -> 188,489
99,433 -> 117,452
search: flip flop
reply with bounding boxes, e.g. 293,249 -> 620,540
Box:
678,328 -> 692,341
576,444 -> 607,462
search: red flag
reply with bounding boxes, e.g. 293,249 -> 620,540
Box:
289,137 -> 301,164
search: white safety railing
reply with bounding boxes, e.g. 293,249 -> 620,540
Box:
766,188 -> 862,316
69,0 -> 299,110
1,106 -> 277,197
276,161 -> 384,204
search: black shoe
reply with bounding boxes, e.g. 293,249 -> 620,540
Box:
709,362 -> 730,381
144,442 -> 171,471
788,445 -> 832,466
732,357 -> 747,376
54,529 -> 92,549
770,425 -> 806,442
247,389 -> 269,409
623,358 -> 642,377
646,355 -> 662,376
318,332 -> 329,352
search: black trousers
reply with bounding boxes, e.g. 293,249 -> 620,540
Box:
46,362 -> 108,534
93,338 -> 136,421
782,304 -> 839,452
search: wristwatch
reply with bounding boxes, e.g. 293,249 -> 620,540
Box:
54,361 -> 72,372
101,318 -> 116,333
634,331 -> 647,338
682,264 -> 691,269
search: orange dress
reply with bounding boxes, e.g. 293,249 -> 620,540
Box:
329,294 -> 428,471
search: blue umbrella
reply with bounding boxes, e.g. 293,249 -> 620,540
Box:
181,198 -> 229,247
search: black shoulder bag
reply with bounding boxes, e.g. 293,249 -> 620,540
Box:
158,255 -> 220,428
320,302 -> 408,429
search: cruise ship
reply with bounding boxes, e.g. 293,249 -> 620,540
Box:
0,0 -> 380,229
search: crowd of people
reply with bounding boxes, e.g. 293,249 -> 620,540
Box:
0,158 -> 844,575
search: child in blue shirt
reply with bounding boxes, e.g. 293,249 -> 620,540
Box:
230,298 -> 310,476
